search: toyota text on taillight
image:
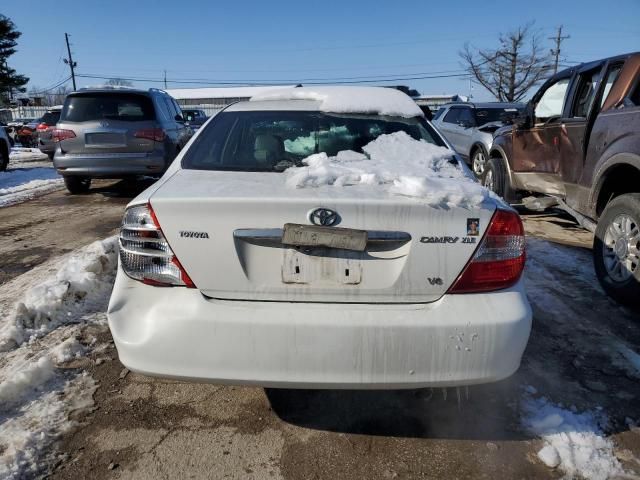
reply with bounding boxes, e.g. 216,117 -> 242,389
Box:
449,209 -> 525,293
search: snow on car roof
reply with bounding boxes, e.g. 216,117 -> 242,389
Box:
249,86 -> 424,118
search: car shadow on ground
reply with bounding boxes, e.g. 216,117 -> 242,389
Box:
265,375 -> 529,441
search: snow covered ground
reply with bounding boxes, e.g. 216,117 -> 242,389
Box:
521,386 -> 624,480
0,238 -> 117,479
0,148 -> 62,207
0,226 -> 638,478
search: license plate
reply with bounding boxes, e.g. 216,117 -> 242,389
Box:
85,132 -> 126,146
282,223 -> 368,251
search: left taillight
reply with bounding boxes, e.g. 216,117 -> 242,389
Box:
119,203 -> 195,288
36,122 -> 49,131
52,128 -> 76,142
448,209 -> 526,293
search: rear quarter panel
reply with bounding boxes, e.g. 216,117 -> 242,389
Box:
586,106 -> 640,217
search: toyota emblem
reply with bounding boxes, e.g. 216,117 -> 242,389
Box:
309,208 -> 339,226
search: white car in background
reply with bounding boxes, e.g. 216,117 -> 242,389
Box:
108,86 -> 531,389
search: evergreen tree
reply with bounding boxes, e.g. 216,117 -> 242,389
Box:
0,15 -> 29,105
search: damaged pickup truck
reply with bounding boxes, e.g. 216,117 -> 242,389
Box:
483,52 -> 640,308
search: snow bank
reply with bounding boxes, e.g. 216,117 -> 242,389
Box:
0,238 -> 118,479
0,166 -> 63,207
9,147 -> 48,163
521,391 -> 624,480
286,131 -> 487,208
0,374 -> 96,480
0,237 -> 117,351
250,86 -> 424,118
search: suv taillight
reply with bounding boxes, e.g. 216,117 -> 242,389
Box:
449,209 -> 525,293
36,123 -> 49,131
119,203 -> 195,287
134,128 -> 166,142
52,129 -> 76,142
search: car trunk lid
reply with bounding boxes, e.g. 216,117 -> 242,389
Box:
149,169 -> 495,303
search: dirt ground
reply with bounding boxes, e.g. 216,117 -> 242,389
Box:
2,185 -> 640,480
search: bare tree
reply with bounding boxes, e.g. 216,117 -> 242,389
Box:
460,24 -> 552,102
105,77 -> 134,87
47,85 -> 70,106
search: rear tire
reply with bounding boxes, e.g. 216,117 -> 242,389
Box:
593,193 -> 640,309
64,176 -> 91,195
47,151 -> 55,161
482,156 -> 513,201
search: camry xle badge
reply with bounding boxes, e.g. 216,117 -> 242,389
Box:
309,208 -> 338,226
420,236 -> 459,244
179,231 -> 210,239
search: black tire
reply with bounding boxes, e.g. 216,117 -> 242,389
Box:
0,141 -> 8,172
482,156 -> 514,201
593,193 -> 640,309
47,151 -> 55,161
64,176 -> 91,195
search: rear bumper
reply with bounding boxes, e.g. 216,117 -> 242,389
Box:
53,152 -> 166,177
108,266 -> 532,389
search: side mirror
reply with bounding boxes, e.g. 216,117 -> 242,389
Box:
175,114 -> 185,122
458,120 -> 473,129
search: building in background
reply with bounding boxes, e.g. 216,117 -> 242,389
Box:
166,85 -> 297,116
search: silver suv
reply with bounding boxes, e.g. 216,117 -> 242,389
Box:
53,88 -> 192,194
432,102 -> 523,177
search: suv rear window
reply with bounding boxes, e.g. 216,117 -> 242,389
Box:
475,107 -> 522,125
183,111 -> 444,172
61,93 -> 155,122
40,111 -> 60,125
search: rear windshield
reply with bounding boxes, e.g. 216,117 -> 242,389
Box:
40,111 -> 60,125
183,111 -> 443,172
474,107 -> 522,125
61,93 -> 155,122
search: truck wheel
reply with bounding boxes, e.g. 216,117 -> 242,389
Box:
0,142 -> 8,172
593,193 -> 640,308
471,147 -> 487,178
64,176 -> 91,194
482,157 -> 512,200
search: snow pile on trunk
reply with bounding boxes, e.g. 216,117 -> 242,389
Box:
521,391 -> 624,480
250,86 -> 424,118
0,238 -> 117,479
0,166 -> 63,207
0,237 -> 117,352
286,131 -> 487,207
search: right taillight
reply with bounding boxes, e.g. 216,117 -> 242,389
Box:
134,128 -> 166,142
52,128 -> 76,142
449,209 -> 525,293
119,203 -> 195,288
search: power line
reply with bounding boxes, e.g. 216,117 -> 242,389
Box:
28,76 -> 72,95
76,71 -> 472,87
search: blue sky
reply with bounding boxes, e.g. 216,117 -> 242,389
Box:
3,0 -> 639,101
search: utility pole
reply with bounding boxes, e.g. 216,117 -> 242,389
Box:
164,70 -> 167,89
63,33 -> 77,91
549,25 -> 570,74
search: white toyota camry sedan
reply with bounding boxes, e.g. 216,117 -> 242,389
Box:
107,86 -> 531,389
